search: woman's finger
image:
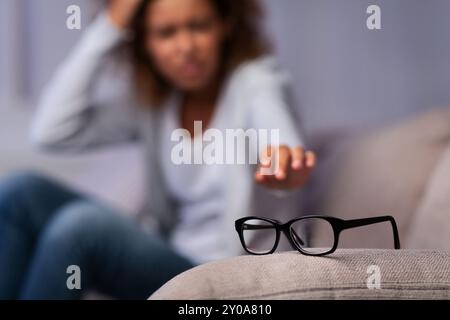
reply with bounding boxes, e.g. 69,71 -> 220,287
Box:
259,146 -> 272,168
291,146 -> 304,170
275,146 -> 290,180
305,150 -> 317,168
254,170 -> 265,182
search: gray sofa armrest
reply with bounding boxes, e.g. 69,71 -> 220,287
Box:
149,249 -> 450,300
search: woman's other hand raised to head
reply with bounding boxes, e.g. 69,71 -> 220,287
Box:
107,0 -> 144,30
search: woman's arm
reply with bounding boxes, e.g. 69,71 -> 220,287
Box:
245,58 -> 316,190
30,10 -> 139,152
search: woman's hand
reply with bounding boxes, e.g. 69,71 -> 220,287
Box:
107,0 -> 143,30
255,146 -> 316,190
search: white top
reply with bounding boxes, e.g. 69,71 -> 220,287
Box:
160,95 -> 228,264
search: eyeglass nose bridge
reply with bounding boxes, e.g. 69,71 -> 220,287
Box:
280,224 -> 306,250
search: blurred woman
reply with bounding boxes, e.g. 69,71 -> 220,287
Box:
0,0 -> 315,299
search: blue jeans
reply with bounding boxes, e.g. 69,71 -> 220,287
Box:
0,172 -> 196,300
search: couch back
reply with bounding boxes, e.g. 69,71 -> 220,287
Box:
304,108 -> 450,249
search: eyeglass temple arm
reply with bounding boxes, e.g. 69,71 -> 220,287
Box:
342,216 -> 401,249
242,223 -> 305,246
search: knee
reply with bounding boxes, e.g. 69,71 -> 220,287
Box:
0,171 -> 50,200
0,171 -> 50,219
41,200 -> 117,248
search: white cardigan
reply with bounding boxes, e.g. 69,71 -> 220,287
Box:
31,12 -> 306,259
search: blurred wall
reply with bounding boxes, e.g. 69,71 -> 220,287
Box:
0,0 -> 25,103
0,0 -> 103,105
1,0 -> 450,134
24,0 -> 99,101
262,0 -> 450,132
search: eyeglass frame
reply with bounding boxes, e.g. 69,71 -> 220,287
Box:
235,215 -> 401,256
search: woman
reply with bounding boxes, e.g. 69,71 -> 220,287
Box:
0,0 -> 316,299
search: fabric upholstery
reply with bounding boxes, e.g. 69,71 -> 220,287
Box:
150,249 -> 450,300
406,143 -> 450,249
308,108 -> 450,249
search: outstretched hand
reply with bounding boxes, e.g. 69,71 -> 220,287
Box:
255,146 -> 316,190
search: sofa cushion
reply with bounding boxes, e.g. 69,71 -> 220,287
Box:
406,143 -> 450,249
307,108 -> 450,249
149,249 -> 450,300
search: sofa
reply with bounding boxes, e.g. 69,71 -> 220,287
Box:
149,107 -> 450,299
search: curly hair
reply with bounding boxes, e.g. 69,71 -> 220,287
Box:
127,0 -> 270,106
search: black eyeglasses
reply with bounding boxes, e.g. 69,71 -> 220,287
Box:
235,215 -> 400,256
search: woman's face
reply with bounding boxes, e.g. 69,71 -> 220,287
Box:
145,0 -> 227,92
